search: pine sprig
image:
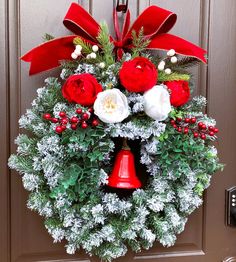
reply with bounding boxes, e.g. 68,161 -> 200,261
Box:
176,57 -> 201,67
131,28 -> 151,57
168,57 -> 202,73
73,37 -> 93,54
60,60 -> 79,69
43,33 -> 54,42
158,71 -> 190,82
96,22 -> 115,65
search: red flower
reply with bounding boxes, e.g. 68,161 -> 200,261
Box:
62,74 -> 103,106
165,80 -> 190,107
119,57 -> 158,92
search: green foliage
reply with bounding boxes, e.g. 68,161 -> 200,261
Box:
168,109 -> 184,121
8,155 -> 34,174
158,71 -> 190,82
38,78 -> 65,112
182,96 -> 207,112
96,22 -> 115,65
43,33 -> 54,42
131,28 -> 151,57
45,217 -> 62,229
15,134 -> 38,156
166,57 -> 202,73
73,36 -> 93,54
60,60 -> 79,70
155,125 -> 223,195
50,124 -> 112,202
62,164 -> 82,189
50,160 -> 102,202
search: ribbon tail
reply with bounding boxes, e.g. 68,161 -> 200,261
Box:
21,36 -> 77,75
147,33 -> 207,63
113,9 -> 130,40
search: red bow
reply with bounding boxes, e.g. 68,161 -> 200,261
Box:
22,3 -> 207,75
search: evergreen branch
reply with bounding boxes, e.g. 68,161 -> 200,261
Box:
177,57 -> 201,67
158,72 -> 190,82
73,37 -> 93,54
168,57 -> 202,72
8,155 -> 34,174
131,28 -> 151,57
60,60 -> 79,69
96,22 -> 115,65
43,33 -> 54,42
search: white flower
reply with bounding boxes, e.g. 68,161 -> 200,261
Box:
94,88 -> 129,124
143,85 -> 171,121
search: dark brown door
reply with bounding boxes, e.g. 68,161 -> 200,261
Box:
1,0 -> 236,261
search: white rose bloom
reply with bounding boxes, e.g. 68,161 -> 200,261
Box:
94,88 -> 130,124
143,85 -> 171,121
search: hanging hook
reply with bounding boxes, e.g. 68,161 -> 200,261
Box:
116,0 -> 129,13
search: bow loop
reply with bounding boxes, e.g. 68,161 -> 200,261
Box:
127,5 -> 177,39
63,3 -> 100,41
22,3 -> 206,75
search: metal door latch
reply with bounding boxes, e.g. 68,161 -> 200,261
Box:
226,186 -> 236,227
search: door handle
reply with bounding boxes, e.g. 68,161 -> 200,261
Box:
226,186 -> 236,227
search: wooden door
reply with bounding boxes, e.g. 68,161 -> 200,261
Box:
1,0 -> 236,261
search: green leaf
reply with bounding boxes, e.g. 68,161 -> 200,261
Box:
50,185 -> 66,198
43,33 -> 54,42
62,164 -> 82,189
173,148 -> 182,153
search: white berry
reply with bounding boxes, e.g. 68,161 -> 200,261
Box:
171,56 -> 178,63
71,52 -> 78,60
165,68 -> 172,74
90,52 -> 97,59
86,54 -> 91,59
99,62 -> 106,69
167,49 -> 176,57
74,49 -> 81,56
92,45 -> 99,52
75,45 -> 82,52
158,61 -> 165,71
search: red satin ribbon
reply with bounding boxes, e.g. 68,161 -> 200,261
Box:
22,3 -> 207,75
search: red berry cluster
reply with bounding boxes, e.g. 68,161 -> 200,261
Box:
170,117 -> 219,140
43,108 -> 99,134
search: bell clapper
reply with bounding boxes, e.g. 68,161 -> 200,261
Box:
122,137 -> 130,150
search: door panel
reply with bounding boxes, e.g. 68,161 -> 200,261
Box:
0,0 -> 10,261
4,0 -> 236,261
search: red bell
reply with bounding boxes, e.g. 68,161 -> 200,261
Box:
108,139 -> 141,189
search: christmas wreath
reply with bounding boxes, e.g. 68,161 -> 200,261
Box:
8,3 -> 223,261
